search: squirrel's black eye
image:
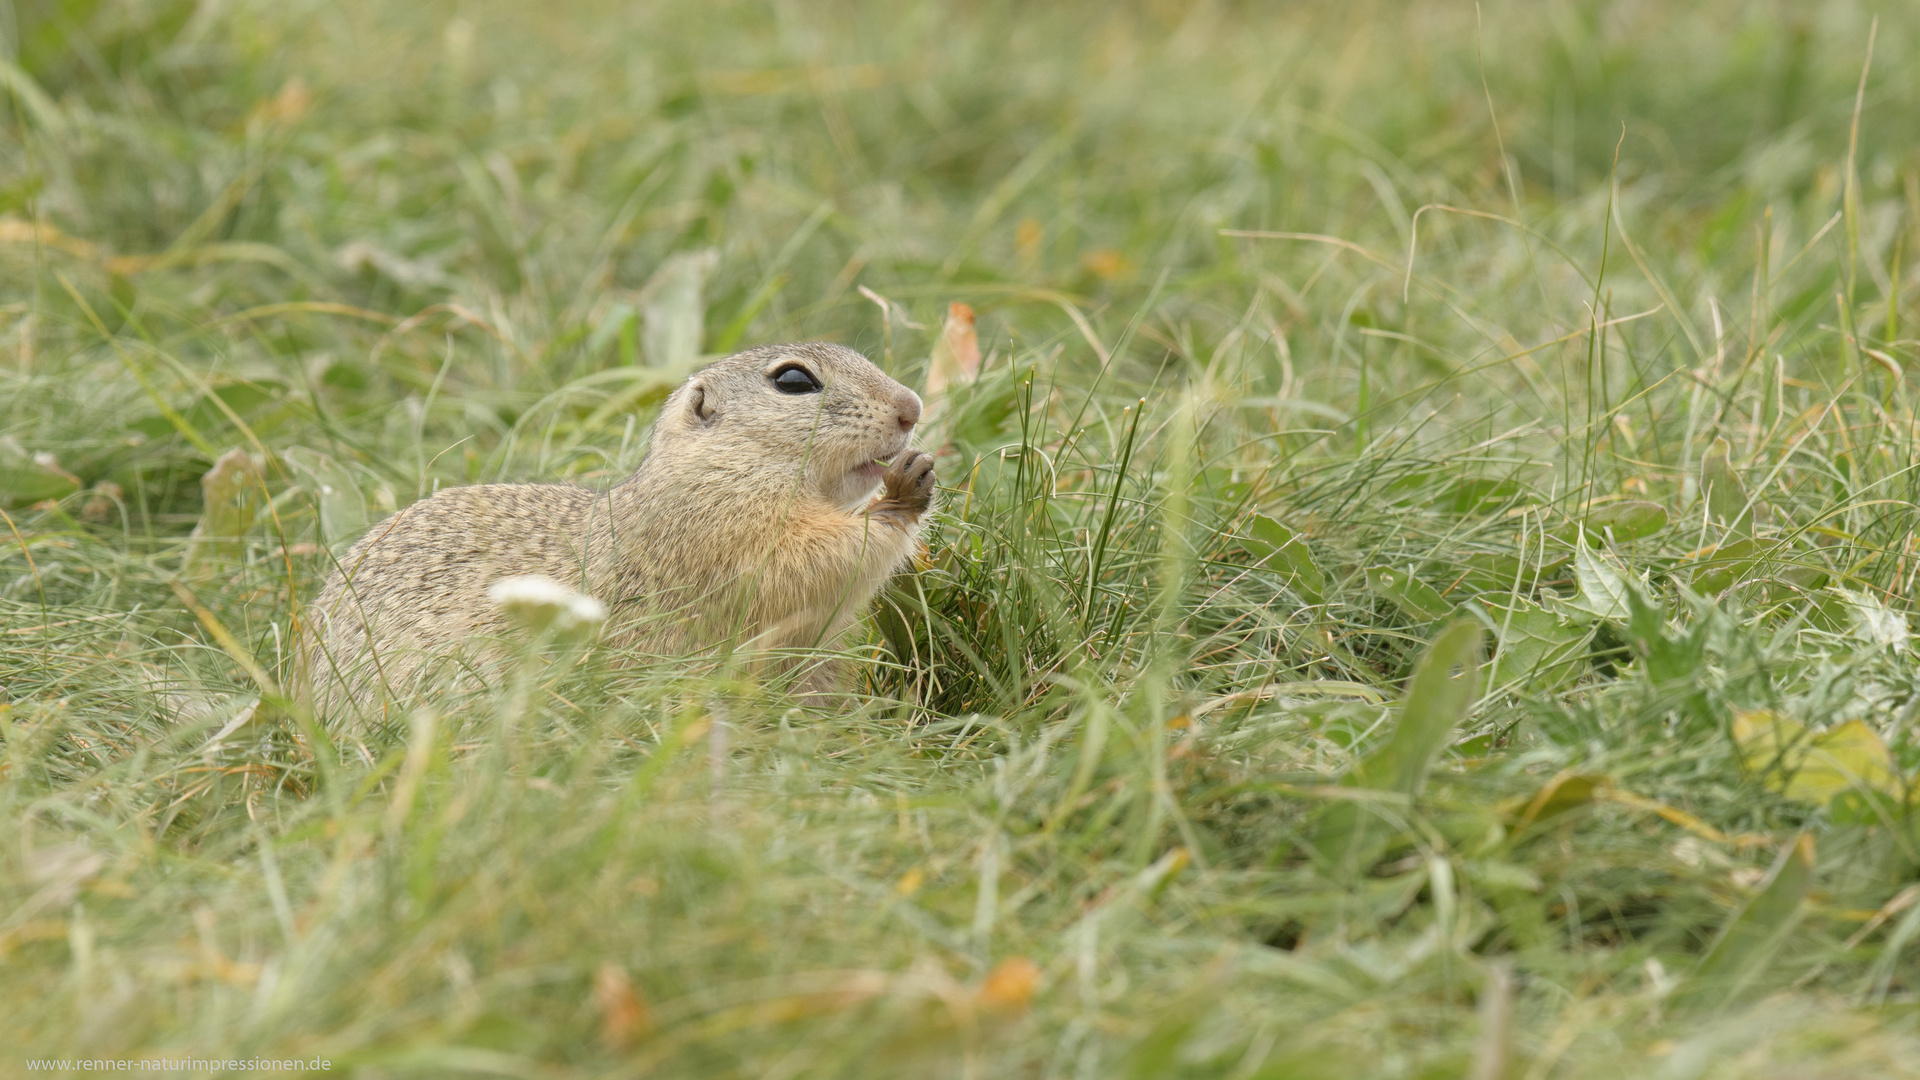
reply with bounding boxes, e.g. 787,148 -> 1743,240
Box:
771,365 -> 822,394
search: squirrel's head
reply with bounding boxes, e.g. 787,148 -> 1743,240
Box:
655,343 -> 923,508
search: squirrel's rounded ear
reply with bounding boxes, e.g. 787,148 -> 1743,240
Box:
687,381 -> 716,423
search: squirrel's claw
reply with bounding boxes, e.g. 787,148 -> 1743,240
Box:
876,450 -> 935,519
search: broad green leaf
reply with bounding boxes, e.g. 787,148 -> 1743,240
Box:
1244,514 -> 1324,605
127,380 -> 283,443
1700,437 -> 1752,535
1484,599 -> 1591,693
1768,560 -> 1831,599
1459,550 -> 1558,593
639,248 -> 718,368
1687,537 -> 1828,598
1582,499 -> 1667,542
1687,536 -> 1769,594
1312,621 -> 1483,876
1452,732 -> 1494,756
1363,620 -> 1483,795
0,446 -> 81,507
1625,580 -> 1713,692
185,448 -> 261,574
1557,535 -> 1632,621
284,447 -> 368,552
0,468 -> 78,506
1198,465 -> 1252,507
1437,476 -> 1523,515
1680,835 -> 1813,1009
1366,565 -> 1451,621
1467,858 -> 1543,893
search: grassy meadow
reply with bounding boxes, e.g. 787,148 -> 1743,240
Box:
6,0 -> 1920,1074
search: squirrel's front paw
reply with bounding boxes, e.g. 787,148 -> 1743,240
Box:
876,450 -> 935,518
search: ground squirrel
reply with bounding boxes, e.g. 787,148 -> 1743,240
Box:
304,343 -> 934,719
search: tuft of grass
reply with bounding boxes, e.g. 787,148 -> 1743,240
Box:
4,0 -> 1920,1075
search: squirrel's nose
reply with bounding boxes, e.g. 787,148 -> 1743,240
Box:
895,389 -> 922,433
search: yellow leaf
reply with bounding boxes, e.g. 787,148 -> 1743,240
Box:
1731,708 -> 1808,778
1787,720 -> 1900,805
0,215 -> 100,259
895,867 -> 925,897
1015,217 -> 1043,263
1080,248 -> 1134,281
1732,709 -> 1902,809
1503,771 -> 1607,831
1598,788 -> 1773,848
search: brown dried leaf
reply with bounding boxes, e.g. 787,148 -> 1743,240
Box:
977,956 -> 1040,1013
927,301 -> 981,399
594,961 -> 653,1049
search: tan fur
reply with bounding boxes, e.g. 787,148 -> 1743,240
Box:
304,343 -> 933,721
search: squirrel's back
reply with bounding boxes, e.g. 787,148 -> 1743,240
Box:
307,483 -> 606,707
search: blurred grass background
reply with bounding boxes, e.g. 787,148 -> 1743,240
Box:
4,0 -> 1920,1076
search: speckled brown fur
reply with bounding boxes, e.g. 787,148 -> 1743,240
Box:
304,343 -> 931,721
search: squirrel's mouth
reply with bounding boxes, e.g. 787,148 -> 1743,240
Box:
852,437 -> 911,484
